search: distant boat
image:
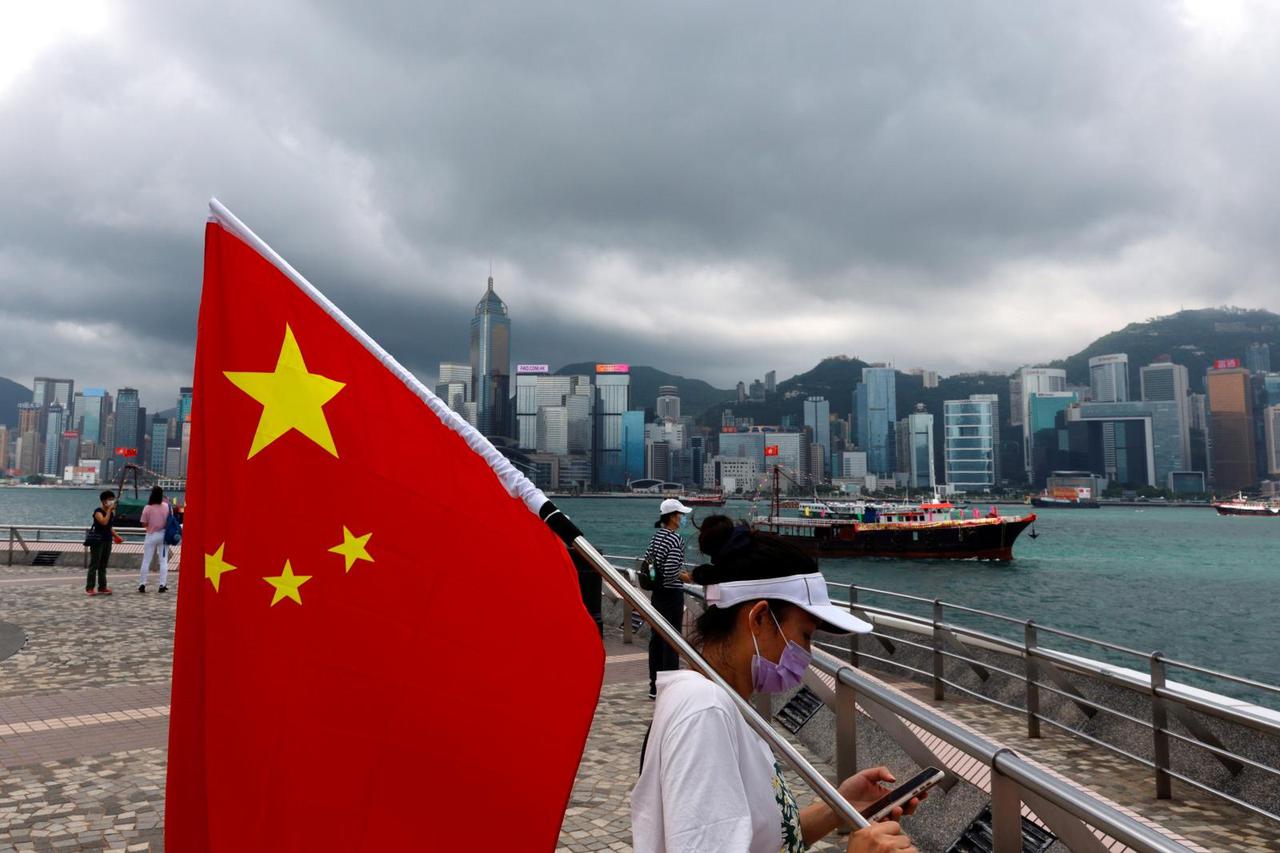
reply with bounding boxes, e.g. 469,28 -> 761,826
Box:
1031,494 -> 1100,509
1212,493 -> 1280,517
679,493 -> 727,507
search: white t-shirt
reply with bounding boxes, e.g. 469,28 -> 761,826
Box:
631,670 -> 804,853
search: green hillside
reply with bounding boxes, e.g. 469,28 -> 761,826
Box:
1051,307 -> 1280,392
0,377 -> 33,428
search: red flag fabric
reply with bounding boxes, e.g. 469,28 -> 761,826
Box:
167,205 -> 604,851
764,445 -> 780,457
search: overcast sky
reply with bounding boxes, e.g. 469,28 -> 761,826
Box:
2,1 -> 1279,410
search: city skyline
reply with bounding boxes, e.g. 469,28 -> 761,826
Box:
6,4 -> 1280,408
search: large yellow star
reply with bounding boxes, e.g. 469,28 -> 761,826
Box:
263,560 -> 312,606
328,527 -> 374,573
205,543 -> 237,592
224,324 -> 346,459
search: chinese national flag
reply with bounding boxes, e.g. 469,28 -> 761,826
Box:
764,445 -> 780,457
167,206 -> 604,850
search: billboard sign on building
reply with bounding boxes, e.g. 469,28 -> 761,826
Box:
516,364 -> 550,374
1213,358 -> 1241,370
595,363 -> 630,374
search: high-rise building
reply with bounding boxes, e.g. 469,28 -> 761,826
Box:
514,366 -> 555,450
436,360 -> 472,419
1027,392 -> 1079,486
469,276 -> 511,438
1206,366 -> 1257,493
898,404 -> 935,488
1140,362 -> 1192,475
1014,368 -> 1067,480
0,425 -> 8,472
854,366 -> 897,476
749,379 -> 766,401
944,395 -> 998,492
840,451 -> 868,480
17,401 -> 43,475
719,431 -> 767,473
764,370 -> 776,394
536,406 -> 569,455
180,419 -> 192,478
1265,405 -> 1280,477
78,388 -> 108,452
1246,343 -> 1272,375
150,419 -> 169,473
803,396 -> 831,478
1063,400 -> 1186,489
736,381 -> 746,403
32,377 -> 75,430
593,365 -> 630,488
178,387 -> 194,423
1089,354 -> 1130,403
764,433 -> 809,489
112,388 -> 140,479
42,403 -> 66,476
622,410 -> 646,483
656,386 -> 681,421
907,368 -> 939,388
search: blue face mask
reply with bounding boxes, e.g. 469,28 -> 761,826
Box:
678,514 -> 688,528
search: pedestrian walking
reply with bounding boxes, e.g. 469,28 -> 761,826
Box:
138,486 -> 171,593
85,490 -> 116,596
643,498 -> 693,700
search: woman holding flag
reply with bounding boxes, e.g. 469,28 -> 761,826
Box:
631,516 -> 921,853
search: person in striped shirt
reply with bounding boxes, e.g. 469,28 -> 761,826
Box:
644,498 -> 693,699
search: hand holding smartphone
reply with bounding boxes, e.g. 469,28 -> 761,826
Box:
858,767 -> 944,822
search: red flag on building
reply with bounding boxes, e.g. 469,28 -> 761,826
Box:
167,201 -> 604,850
764,445 -> 780,456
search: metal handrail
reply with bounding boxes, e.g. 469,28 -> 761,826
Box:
814,652 -> 1193,853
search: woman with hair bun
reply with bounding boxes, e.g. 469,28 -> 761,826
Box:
631,515 -> 922,853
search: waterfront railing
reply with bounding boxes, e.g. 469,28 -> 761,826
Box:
5,524 -> 180,568
602,551 -> 1280,838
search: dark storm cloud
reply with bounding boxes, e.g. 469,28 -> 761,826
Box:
2,0 -> 1279,407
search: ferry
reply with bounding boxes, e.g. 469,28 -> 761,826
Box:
678,492 -> 727,507
755,471 -> 1036,560
1030,484 -> 1100,509
1212,493 -> 1280,517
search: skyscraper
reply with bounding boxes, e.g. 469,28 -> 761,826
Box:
32,377 -> 74,432
622,410 -> 646,483
42,403 -> 66,476
1206,366 -> 1256,493
898,404 -> 935,488
436,361 -> 472,418
765,370 -> 776,394
178,387 -> 194,423
469,276 -> 511,438
592,365 -> 630,488
656,386 -> 681,421
1014,368 -> 1067,480
1265,405 -> 1280,477
944,395 -> 998,492
854,366 -> 896,476
1246,343 -> 1272,374
803,396 -> 831,478
113,388 -> 140,478
1088,354 -> 1130,403
78,388 -> 108,452
150,419 -> 169,473
1140,362 -> 1192,473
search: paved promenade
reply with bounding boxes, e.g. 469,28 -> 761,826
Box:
3,562 -> 1276,851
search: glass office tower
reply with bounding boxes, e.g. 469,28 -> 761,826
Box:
469,276 -> 511,439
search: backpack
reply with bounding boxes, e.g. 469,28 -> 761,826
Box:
164,510 -> 183,546
636,555 -> 658,591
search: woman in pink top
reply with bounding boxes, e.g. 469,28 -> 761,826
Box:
139,486 -> 171,593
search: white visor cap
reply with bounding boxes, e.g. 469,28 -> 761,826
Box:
660,498 -> 693,515
703,572 -> 872,635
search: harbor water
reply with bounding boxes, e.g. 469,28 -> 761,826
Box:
3,487 -> 1277,701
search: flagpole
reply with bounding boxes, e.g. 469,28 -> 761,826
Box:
205,197 -> 868,833
539,504 -> 871,832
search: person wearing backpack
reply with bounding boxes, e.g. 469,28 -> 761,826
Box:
138,486 -> 171,593
642,498 -> 693,700
84,490 -> 116,596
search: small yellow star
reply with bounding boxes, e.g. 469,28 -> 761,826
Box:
263,560 -> 312,606
328,527 -> 374,573
224,324 -> 346,459
205,543 -> 237,592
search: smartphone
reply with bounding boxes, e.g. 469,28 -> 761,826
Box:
859,767 -> 944,822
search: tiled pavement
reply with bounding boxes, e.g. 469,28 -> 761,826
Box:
3,566 -> 1276,851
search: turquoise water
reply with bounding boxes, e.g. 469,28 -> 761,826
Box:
3,487 -> 1277,701
558,496 -> 1280,703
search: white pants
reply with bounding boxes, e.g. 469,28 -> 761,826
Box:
139,530 -> 169,587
